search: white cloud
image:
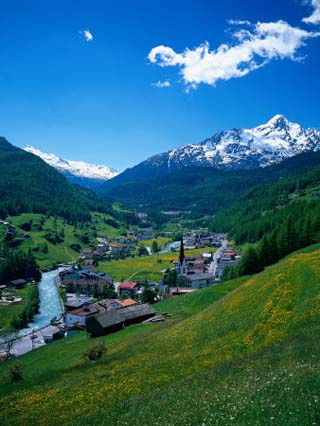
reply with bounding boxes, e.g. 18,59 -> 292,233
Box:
148,20 -> 320,89
303,0 -> 320,24
227,19 -> 251,26
152,80 -> 171,88
81,29 -> 93,42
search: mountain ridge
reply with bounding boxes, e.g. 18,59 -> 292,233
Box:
23,146 -> 118,189
101,114 -> 320,191
0,137 -> 114,223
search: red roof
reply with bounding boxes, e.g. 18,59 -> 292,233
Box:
119,281 -> 139,290
118,298 -> 137,307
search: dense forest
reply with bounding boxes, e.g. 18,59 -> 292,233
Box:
0,249 -> 41,282
210,165 -> 320,244
210,163 -> 320,279
0,138 -> 113,223
99,151 -> 320,217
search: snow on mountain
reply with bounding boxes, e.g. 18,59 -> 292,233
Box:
150,114 -> 320,170
23,146 -> 118,180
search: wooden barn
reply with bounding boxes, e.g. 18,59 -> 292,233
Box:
86,304 -> 155,337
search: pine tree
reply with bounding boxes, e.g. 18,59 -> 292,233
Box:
237,245 -> 262,276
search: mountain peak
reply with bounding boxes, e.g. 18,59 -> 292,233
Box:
138,116 -> 320,173
23,146 -> 118,182
265,114 -> 290,128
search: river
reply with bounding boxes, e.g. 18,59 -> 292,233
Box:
0,269 -> 62,343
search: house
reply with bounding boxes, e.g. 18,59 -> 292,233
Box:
97,299 -> 122,311
118,281 -> 140,298
181,273 -> 215,289
10,279 -> 28,288
86,304 -> 155,337
64,295 -> 94,312
64,303 -> 103,327
60,268 -> 113,295
118,298 -> 137,308
42,326 -> 64,343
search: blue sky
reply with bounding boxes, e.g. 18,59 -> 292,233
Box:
0,0 -> 319,171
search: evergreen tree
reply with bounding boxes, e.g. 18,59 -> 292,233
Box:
237,245 -> 262,276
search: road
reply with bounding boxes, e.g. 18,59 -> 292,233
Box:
0,325 -> 61,357
209,239 -> 228,276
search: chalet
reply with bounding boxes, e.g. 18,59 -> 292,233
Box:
60,268 -> 113,294
181,273 -> 215,288
64,303 -> 103,327
64,295 -> 94,312
81,248 -> 93,258
109,244 -> 122,254
86,304 -> 155,337
118,281 -> 140,298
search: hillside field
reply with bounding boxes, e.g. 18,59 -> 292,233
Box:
0,244 -> 320,425
3,212 -> 128,270
98,246 -> 215,282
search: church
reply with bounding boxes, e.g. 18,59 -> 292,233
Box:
176,237 -> 215,289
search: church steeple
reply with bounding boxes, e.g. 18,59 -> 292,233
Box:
179,235 -> 185,264
177,236 -> 187,276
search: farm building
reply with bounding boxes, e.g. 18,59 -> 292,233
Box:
86,304 -> 155,337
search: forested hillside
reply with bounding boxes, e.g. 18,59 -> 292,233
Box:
210,161 -> 320,278
100,151 -> 320,216
0,137 -> 112,223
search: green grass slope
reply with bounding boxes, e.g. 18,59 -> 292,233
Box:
98,246 -> 215,282
1,245 -> 320,425
2,212 -> 130,270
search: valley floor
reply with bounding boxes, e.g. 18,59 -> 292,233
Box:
0,244 -> 320,425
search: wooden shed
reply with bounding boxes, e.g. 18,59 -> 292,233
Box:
86,304 -> 155,337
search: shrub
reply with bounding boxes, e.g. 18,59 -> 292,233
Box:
8,362 -> 23,382
83,342 -> 106,361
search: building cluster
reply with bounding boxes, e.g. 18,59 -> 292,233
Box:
214,244 -> 241,279
175,237 -> 241,289
58,265 -> 158,334
79,227 -> 157,261
58,266 -> 113,296
63,293 -> 155,337
181,231 -> 225,249
176,238 -> 216,289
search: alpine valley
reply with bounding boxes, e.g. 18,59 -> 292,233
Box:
2,2 -> 320,425
97,115 -> 320,215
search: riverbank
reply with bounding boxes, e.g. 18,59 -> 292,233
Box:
0,269 -> 62,345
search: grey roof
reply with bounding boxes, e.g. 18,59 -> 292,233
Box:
92,304 -> 155,329
10,279 -> 27,285
184,273 -> 214,281
65,296 -> 93,309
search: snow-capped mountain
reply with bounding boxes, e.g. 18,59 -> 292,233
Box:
23,146 -> 118,189
155,114 -> 320,170
101,115 -> 320,190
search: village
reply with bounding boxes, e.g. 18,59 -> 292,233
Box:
54,235 -> 240,337
0,217 -> 241,357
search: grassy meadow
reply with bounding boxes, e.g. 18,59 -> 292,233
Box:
6,212 -> 126,270
0,244 -> 320,425
98,246 -> 215,281
0,286 -> 35,335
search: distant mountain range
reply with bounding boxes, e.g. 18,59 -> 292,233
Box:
102,115 -> 320,191
164,114 -> 320,170
23,146 -> 118,189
